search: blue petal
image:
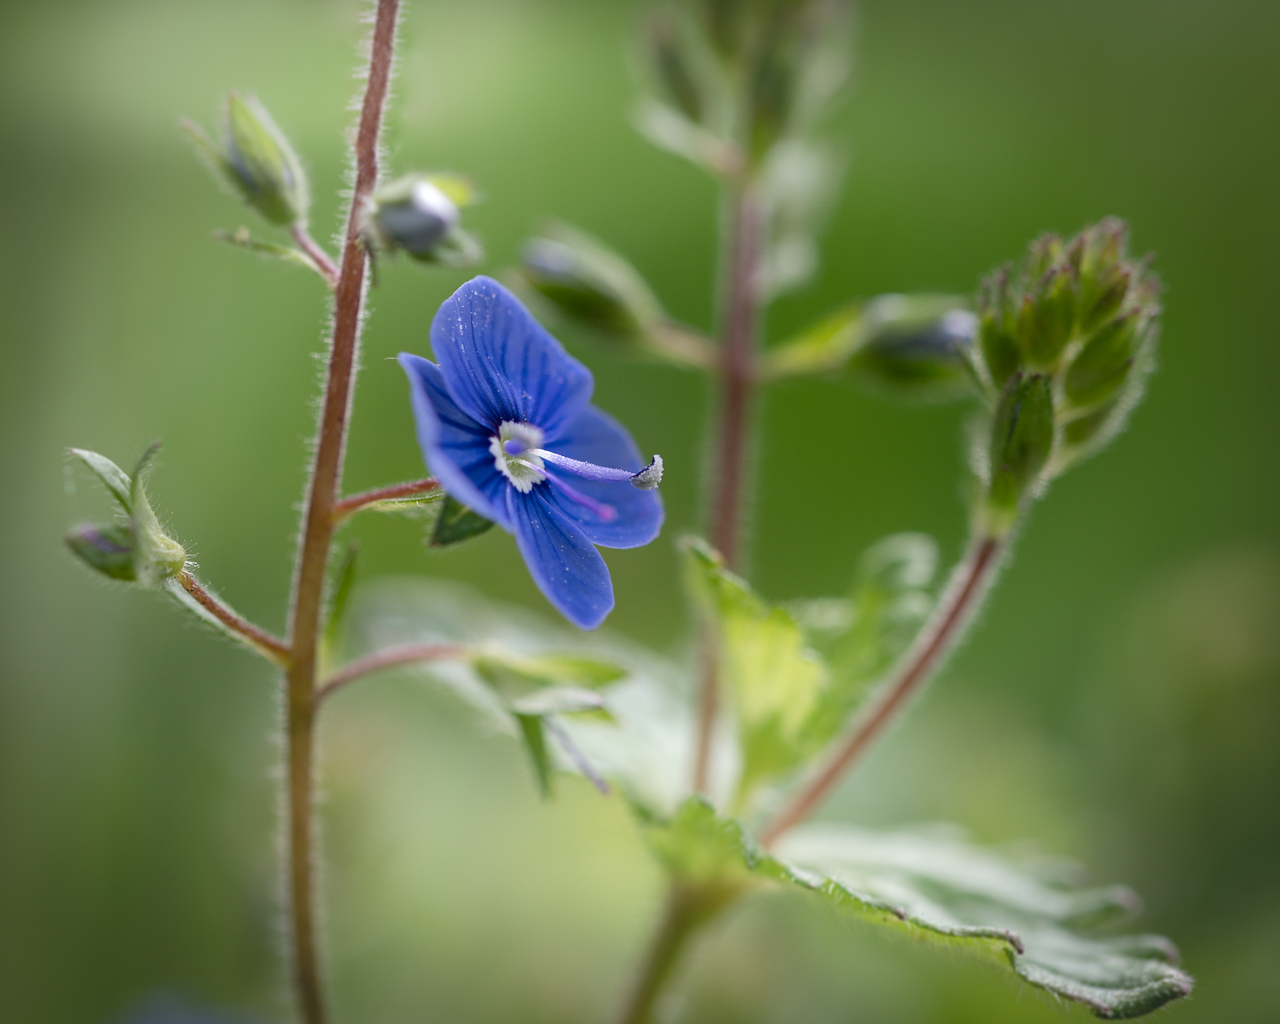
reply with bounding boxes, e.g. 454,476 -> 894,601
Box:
508,489 -> 615,630
399,353 -> 510,529
543,405 -> 664,548
430,276 -> 593,438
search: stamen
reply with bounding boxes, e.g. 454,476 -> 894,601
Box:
491,421 -> 546,493
523,448 -> 664,490
544,472 -> 618,522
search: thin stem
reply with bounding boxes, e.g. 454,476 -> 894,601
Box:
282,2 -> 400,1022
176,571 -> 290,663
692,184 -> 763,794
316,642 -> 467,704
612,883 -> 739,1024
332,477 -> 439,522
291,224 -> 341,289
758,534 -> 1004,848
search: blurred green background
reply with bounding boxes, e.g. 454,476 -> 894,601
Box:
2,0 -> 1278,1021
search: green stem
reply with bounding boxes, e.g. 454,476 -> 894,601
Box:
282,1 -> 400,1020
612,883 -> 740,1024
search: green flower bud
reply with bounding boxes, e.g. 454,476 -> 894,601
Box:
847,307 -> 978,401
65,523 -> 137,582
67,444 -> 187,588
977,267 -> 1021,386
183,92 -> 308,227
1016,262 -> 1076,367
1064,311 -> 1140,409
363,174 -> 481,266
521,223 -> 665,346
644,11 -> 705,125
986,372 -> 1054,530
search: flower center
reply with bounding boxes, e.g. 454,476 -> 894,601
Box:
491,421 -> 546,493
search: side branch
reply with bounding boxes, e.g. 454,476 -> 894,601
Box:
332,477 -> 439,521
177,571 -> 290,662
290,224 -> 340,289
317,642 -> 467,704
758,534 -> 1005,848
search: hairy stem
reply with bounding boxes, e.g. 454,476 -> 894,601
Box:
692,184 -> 763,795
291,223 -> 340,289
282,2 -> 399,1021
332,477 -> 439,522
176,570 -> 290,662
758,534 -> 1005,848
316,642 -> 467,704
612,883 -> 739,1024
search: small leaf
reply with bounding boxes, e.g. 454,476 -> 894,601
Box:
430,494 -> 495,546
324,541 -> 361,651
212,227 -> 326,277
65,522 -> 136,581
509,686 -> 606,717
69,448 -> 133,511
642,799 -> 1194,1020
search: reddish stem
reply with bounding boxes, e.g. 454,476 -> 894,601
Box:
316,643 -> 468,704
177,571 -> 290,662
332,477 -> 440,522
291,223 -> 340,288
282,2 -> 400,1021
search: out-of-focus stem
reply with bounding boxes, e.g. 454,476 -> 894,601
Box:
282,2 -> 399,1021
316,642 -> 467,704
692,185 -> 763,795
758,534 -> 1005,848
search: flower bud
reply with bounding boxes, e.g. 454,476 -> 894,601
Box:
1016,262 -> 1076,367
183,92 -> 308,227
363,174 -> 481,266
977,267 -> 1021,386
1064,311 -> 1140,409
65,523 -> 137,581
643,11 -> 706,125
847,305 -> 978,401
521,223 -> 665,346
985,372 -> 1054,529
67,444 -> 186,588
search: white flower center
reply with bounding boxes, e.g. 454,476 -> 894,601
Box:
491,421 -> 546,493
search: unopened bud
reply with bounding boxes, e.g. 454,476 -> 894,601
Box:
848,307 -> 978,400
1016,262 -> 1076,367
65,523 -> 137,582
364,174 -> 480,266
986,372 -> 1054,529
977,267 -> 1021,386
644,11 -> 705,124
183,92 -> 308,227
521,224 -> 664,345
1064,312 -> 1140,409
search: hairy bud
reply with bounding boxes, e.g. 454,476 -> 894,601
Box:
363,174 -> 481,266
985,373 -> 1054,532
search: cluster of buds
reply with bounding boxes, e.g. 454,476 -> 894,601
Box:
972,218 -> 1161,534
638,0 -> 851,174
64,445 -> 186,588
360,173 -> 482,267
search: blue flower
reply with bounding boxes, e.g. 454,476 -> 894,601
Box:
400,276 -> 664,629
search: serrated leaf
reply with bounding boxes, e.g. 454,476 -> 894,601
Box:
684,538 -> 827,803
646,799 -> 1193,1020
69,448 -> 133,511
430,494 -> 495,546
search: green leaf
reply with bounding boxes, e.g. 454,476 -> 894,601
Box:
323,541 -> 361,652
683,538 -> 827,802
430,494 -> 494,546
645,799 -> 1194,1020
69,448 -> 133,511
211,227 -> 326,277
515,713 -> 555,799
508,686 -> 606,717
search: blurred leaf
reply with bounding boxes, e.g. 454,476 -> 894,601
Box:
509,686 -> 606,716
684,538 -> 827,803
644,799 -> 1194,1019
632,99 -> 743,177
516,713 -> 555,799
430,494 -> 494,546
759,142 -> 842,298
211,227 -> 325,277
323,541 -> 360,652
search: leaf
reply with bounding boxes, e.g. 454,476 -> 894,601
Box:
508,686 -> 606,717
645,799 -> 1193,1020
683,538 -> 827,803
69,448 -> 133,511
212,227 -> 326,277
430,494 -> 495,546
323,541 -> 361,652
515,713 -> 555,799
